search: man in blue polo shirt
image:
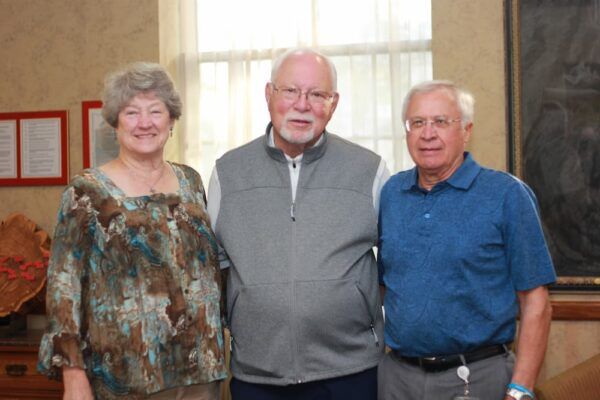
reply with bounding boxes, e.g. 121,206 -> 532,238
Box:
377,80 -> 556,400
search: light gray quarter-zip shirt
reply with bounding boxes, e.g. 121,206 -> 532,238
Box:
207,124 -> 388,385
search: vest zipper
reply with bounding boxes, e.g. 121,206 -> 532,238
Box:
289,161 -> 301,382
291,160 -> 297,222
370,324 -> 379,347
356,284 -> 380,347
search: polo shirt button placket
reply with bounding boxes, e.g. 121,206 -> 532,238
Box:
419,192 -> 434,237
423,196 -> 433,221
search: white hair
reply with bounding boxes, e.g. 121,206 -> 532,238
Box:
270,48 -> 338,91
402,80 -> 475,128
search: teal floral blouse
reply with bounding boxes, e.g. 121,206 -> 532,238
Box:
38,163 -> 227,399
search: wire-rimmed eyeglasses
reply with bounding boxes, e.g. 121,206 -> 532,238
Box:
271,84 -> 335,105
405,116 -> 463,132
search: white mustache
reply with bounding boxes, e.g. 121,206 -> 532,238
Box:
283,113 -> 315,124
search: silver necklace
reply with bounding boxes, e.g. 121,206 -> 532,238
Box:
120,158 -> 166,194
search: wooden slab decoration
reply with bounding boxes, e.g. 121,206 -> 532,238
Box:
0,213 -> 50,317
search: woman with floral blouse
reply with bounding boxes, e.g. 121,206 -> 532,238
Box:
38,62 -> 227,399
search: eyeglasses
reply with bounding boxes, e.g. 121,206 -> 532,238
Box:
405,116 -> 463,132
271,85 -> 335,105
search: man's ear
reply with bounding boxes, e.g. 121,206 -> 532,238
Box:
463,122 -> 473,144
329,92 -> 340,115
265,82 -> 272,103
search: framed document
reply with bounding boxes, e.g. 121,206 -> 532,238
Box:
0,120 -> 17,179
506,1 -> 600,291
0,111 -> 68,186
82,101 -> 119,168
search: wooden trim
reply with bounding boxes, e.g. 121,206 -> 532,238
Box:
81,100 -> 103,169
551,301 -> 600,320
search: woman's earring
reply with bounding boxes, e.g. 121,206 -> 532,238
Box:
170,128 -> 173,137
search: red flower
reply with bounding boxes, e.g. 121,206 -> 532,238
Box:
20,271 -> 35,281
20,262 -> 33,271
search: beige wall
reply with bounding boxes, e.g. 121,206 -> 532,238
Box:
0,0 -> 159,233
0,0 -> 597,384
543,293 -> 600,381
432,0 -> 508,171
432,0 -> 600,383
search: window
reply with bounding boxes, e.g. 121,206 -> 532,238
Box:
178,0 -> 432,179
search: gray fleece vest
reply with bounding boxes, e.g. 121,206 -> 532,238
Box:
215,127 -> 384,385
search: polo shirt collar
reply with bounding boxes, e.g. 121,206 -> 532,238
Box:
401,168 -> 419,191
447,152 -> 481,190
402,152 -> 481,191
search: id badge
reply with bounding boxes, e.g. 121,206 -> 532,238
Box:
452,365 -> 481,400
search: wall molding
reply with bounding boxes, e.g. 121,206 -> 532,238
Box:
551,301 -> 600,320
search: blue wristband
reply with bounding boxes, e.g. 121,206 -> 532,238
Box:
508,382 -> 535,398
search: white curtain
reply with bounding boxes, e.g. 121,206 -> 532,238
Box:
176,0 -> 432,180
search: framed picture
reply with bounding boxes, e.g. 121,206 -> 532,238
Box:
0,110 -> 68,186
82,101 -> 119,168
506,1 -> 600,291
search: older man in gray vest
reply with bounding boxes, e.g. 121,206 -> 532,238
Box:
207,48 -> 389,400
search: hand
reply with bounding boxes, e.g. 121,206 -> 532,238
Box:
62,366 -> 94,400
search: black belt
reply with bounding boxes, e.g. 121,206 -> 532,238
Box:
392,343 -> 510,373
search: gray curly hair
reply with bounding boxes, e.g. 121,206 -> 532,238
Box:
101,62 -> 182,128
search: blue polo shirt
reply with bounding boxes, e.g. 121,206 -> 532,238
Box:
378,153 -> 556,357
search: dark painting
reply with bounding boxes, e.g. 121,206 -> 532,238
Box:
507,0 -> 600,289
